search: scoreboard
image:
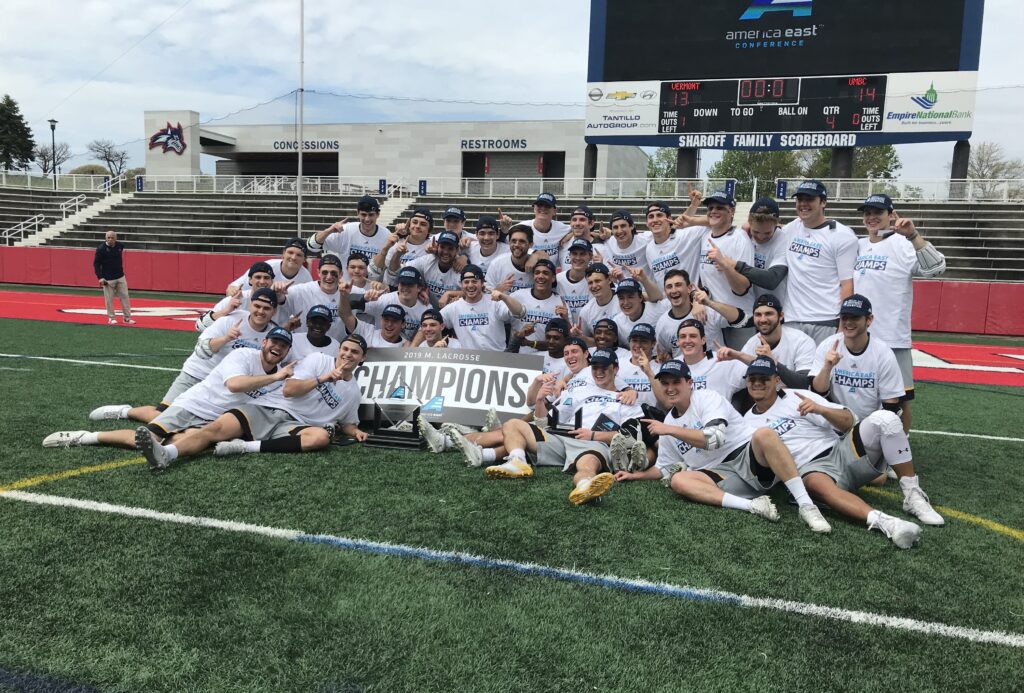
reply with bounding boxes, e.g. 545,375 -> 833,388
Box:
585,0 -> 984,150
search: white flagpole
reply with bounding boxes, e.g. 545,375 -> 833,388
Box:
297,0 -> 305,239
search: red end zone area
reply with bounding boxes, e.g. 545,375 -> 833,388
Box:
0,290 -> 208,332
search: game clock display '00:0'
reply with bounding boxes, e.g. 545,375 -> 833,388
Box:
657,75 -> 887,134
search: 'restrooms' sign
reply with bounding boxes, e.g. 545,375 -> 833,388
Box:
354,348 -> 544,426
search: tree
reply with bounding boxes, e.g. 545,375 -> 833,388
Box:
706,150 -> 802,200
963,141 -> 1024,200
86,140 -> 129,177
646,147 -> 678,179
124,166 -> 145,180
68,164 -> 110,175
34,142 -> 72,174
800,145 -> 902,180
0,94 -> 36,171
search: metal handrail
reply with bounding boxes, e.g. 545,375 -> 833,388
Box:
101,175 -> 127,194
3,214 -> 44,245
60,194 -> 87,218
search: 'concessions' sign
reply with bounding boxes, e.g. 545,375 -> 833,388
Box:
355,348 -> 543,427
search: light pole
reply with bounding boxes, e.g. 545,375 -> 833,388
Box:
47,119 -> 58,190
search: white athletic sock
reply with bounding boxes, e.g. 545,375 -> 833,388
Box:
509,448 -> 526,462
721,493 -> 753,512
866,509 -> 882,527
163,445 -> 180,461
784,477 -> 814,507
244,441 -> 262,453
117,406 -> 131,418
576,475 -> 593,488
481,448 -> 497,462
898,475 -> 921,496
81,432 -> 100,445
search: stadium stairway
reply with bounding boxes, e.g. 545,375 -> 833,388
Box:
0,187 -> 103,239
17,191 -> 134,247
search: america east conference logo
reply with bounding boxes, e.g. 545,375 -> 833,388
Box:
740,0 -> 812,20
728,0 -> 820,50
148,122 -> 187,155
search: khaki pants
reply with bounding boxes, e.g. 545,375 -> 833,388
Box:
102,276 -> 132,320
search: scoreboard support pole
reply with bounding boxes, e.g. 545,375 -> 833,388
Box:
951,140 -> 971,181
676,148 -> 699,179
830,148 -> 855,178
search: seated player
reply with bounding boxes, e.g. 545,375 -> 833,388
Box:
291,305 -> 338,358
228,238 -> 312,293
455,348 -> 640,506
90,287 -> 282,424
613,360 -> 832,532
440,265 -> 527,351
338,282 -> 408,348
743,357 -> 942,548
197,261 -> 276,330
136,335 -> 369,470
410,308 -> 460,349
46,328 -> 294,450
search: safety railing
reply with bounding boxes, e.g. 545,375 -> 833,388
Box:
772,178 -> 1024,203
3,214 -> 44,245
60,194 -> 88,218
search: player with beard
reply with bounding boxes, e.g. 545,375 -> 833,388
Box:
854,195 -> 945,431
228,238 -> 312,294
611,272 -> 665,346
441,265 -> 526,351
602,209 -> 651,280
557,206 -> 605,273
644,197 -> 704,290
613,360 -> 832,532
714,294 -> 816,389
45,329 -> 294,451
410,308 -> 460,349
290,305 -> 337,358
509,259 -> 569,355
697,190 -> 757,348
308,196 -> 390,281
404,231 -> 463,307
356,266 -> 430,341
654,271 -> 741,361
485,225 -> 535,294
90,288 -> 282,424
465,215 -> 509,275
744,357 -> 942,548
138,336 -> 369,469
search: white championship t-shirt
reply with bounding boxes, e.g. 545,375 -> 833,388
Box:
811,333 -> 905,419
484,254 -> 533,293
440,295 -> 516,351
777,219 -> 858,322
182,314 -> 274,381
322,223 -> 390,280
654,389 -> 752,474
230,259 -> 313,290
407,254 -> 461,303
744,389 -> 846,468
687,354 -> 747,400
645,229 -> 704,289
510,289 -> 566,355
360,291 -> 428,341
740,326 -> 817,373
283,281 -> 345,341
174,348 -> 284,421
257,352 -> 361,427
290,333 -> 339,360
602,233 -> 651,278
466,241 -> 510,276
698,226 -> 756,317
578,296 -> 622,337
853,234 -> 918,348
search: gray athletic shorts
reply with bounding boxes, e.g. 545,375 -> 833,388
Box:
228,404 -> 306,441
159,371 -> 202,409
787,321 -> 839,346
528,425 -> 610,473
800,429 -> 884,491
700,443 -> 777,499
147,405 -> 211,438
892,348 -> 915,400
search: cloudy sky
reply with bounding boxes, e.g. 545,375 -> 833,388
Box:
4,0 -> 1021,181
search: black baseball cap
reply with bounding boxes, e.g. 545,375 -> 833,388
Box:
568,238 -> 593,253
629,323 -> 656,342
533,258 -> 557,274
443,206 -> 466,220
615,278 -> 642,295
411,208 -> 434,226
397,266 -> 423,285
792,180 -> 828,199
571,205 -> 594,220
656,359 -> 691,380
590,348 -> 618,367
647,201 -> 671,216
678,318 -> 705,337
535,192 -> 557,207
594,318 -> 618,334
840,294 -> 873,316
307,304 -> 333,322
746,356 -> 778,377
566,337 -> 589,352
586,262 -> 610,277
476,215 -> 499,232
702,190 -> 736,207
857,194 -> 894,212
610,209 -> 634,225
381,304 -> 407,321
283,238 -> 307,256
420,308 -> 443,324
266,327 -> 293,345
357,195 -> 381,212
546,317 -> 571,337
754,294 -> 783,313
319,253 -> 343,269
436,231 -> 460,246
461,264 -> 485,281
248,261 -> 274,278
250,287 -> 279,308
344,333 -> 368,352
750,197 -> 781,217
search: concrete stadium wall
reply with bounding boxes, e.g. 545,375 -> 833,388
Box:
0,247 -> 1022,336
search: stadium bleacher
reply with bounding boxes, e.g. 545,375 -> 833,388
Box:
0,187 -> 102,236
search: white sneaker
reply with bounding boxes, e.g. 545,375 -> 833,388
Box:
123,318 -> 136,325
608,433 -> 631,472
483,407 -> 501,432
485,458 -> 533,479
42,431 -> 90,448
903,487 -> 945,526
89,404 -> 129,421
107,318 -> 117,325
749,495 -> 780,522
418,415 -> 447,453
135,426 -> 170,471
870,512 -> 922,549
798,504 -> 832,533
214,439 -> 248,456
449,428 -> 484,468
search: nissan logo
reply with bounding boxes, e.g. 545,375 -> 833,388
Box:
588,88 -> 604,102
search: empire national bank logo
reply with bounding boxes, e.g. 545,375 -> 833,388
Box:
740,0 -> 813,20
911,83 -> 939,110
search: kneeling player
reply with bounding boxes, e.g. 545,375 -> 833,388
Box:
614,360 -> 831,532
744,357 -> 942,549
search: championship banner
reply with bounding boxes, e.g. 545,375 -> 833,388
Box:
355,348 -> 544,427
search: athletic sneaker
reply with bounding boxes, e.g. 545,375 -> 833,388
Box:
90,404 -> 129,421
123,318 -> 136,325
214,439 -> 247,456
42,431 -> 90,448
749,495 -> 780,522
483,407 -> 501,432
107,318 -> 117,325
449,428 -> 484,468
629,437 -> 648,471
485,458 -> 533,479
568,472 -> 615,505
903,487 -> 945,526
418,415 -> 447,454
135,426 -> 170,471
608,433 -> 631,472
798,504 -> 832,533
870,512 -> 922,549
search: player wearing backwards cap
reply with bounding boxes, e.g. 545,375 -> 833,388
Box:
290,305 -> 338,358
576,263 -> 621,341
355,266 -> 430,341
465,215 -> 509,275
337,282 -> 408,348
485,225 -> 536,294
559,237 -> 595,324
614,359 -> 832,532
777,180 -> 858,344
498,192 -> 570,259
854,195 -> 946,431
308,195 -> 390,282
345,253 -> 382,297
280,253 -> 348,342
440,265 -> 527,351
601,209 -> 650,280
611,271 -> 666,347
508,259 -> 569,354
198,261 -> 277,331
402,230 -> 463,307
90,288 -> 282,424
697,190 -> 757,349
718,197 -> 790,307
45,328 -> 295,451
378,208 -> 434,285
714,294 -> 817,390
644,193 -> 704,290
436,205 -> 475,243
228,238 -> 313,294
743,356 -> 942,548
655,271 -> 742,361
589,318 -> 633,366
411,308 -> 461,349
557,205 -> 606,274
137,335 -> 369,470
